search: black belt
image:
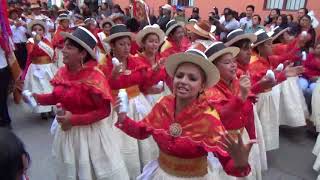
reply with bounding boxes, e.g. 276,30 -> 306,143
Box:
14,42 -> 26,45
0,66 -> 9,72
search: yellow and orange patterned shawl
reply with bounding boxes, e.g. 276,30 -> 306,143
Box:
142,95 -> 228,156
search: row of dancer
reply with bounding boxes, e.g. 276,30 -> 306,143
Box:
21,16 -> 314,180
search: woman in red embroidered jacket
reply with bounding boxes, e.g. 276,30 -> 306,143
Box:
271,26 -> 309,128
302,42 -> 320,132
203,41 -> 263,180
310,44 -> 320,173
160,20 -> 190,58
22,19 -> 57,119
224,29 -> 268,173
114,49 -> 255,179
135,24 -> 172,107
103,24 -> 166,179
249,30 -> 304,151
30,27 -> 129,180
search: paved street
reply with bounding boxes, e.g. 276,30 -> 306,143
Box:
7,95 -> 319,180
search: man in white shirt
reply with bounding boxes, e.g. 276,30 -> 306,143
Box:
157,4 -> 172,31
9,7 -> 28,69
218,10 -> 240,41
219,8 -> 232,24
0,29 -> 12,129
240,5 -> 254,33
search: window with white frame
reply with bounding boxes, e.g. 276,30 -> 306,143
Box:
170,0 -> 194,7
285,0 -> 306,10
265,0 -> 306,10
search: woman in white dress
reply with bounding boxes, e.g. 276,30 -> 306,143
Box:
202,41 -> 262,180
271,26 -> 309,127
248,30 -> 304,151
135,24 -> 171,107
30,27 -> 129,180
22,19 -> 57,119
114,48 -> 256,180
103,24 -> 165,179
224,28 -> 268,179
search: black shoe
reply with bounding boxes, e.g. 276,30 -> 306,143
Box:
0,122 -> 12,130
6,124 -> 12,130
48,111 -> 55,118
40,113 -> 48,120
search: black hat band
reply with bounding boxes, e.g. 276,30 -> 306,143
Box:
166,20 -> 177,30
205,42 -> 226,58
186,49 -> 207,59
256,32 -> 270,44
110,24 -> 130,36
58,14 -> 68,19
73,27 -> 97,49
226,30 -> 245,42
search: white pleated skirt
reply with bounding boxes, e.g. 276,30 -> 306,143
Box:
145,84 -> 172,107
278,77 -> 308,127
253,105 -> 268,172
207,129 -> 262,180
52,118 -> 129,180
313,134 -> 320,172
24,63 -> 57,113
255,88 -> 280,151
311,80 -> 320,132
111,93 -> 159,179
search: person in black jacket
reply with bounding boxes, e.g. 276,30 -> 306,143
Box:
189,7 -> 200,21
157,4 -> 172,31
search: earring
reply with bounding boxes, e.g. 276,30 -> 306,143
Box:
81,57 -> 84,67
197,90 -> 204,98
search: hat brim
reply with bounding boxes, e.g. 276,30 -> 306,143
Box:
99,19 -> 114,29
104,32 -> 133,43
224,33 -> 257,47
252,37 -> 273,48
165,53 -> 220,88
136,27 -> 165,47
30,6 -> 41,9
57,17 -> 70,22
58,10 -> 69,14
112,16 -> 125,22
27,20 -> 47,33
166,22 -> 184,36
61,32 -> 96,59
185,24 -> 215,39
207,47 -> 240,62
272,28 -> 290,42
